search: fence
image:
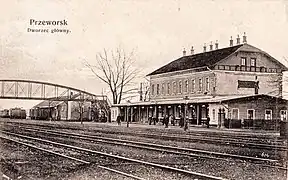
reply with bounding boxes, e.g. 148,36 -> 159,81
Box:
224,119 -> 281,130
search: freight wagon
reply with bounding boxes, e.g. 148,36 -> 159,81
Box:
30,108 -> 51,120
9,108 -> 26,119
0,109 -> 10,118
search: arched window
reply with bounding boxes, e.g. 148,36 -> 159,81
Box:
179,81 -> 182,94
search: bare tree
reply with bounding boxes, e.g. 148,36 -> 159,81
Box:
84,47 -> 139,104
139,77 -> 150,101
266,57 -> 288,98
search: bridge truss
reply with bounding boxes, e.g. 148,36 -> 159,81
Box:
0,79 -> 108,103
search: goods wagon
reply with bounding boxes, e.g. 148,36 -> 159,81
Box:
30,109 -> 37,119
9,108 -> 26,119
0,109 -> 10,118
30,108 -> 51,120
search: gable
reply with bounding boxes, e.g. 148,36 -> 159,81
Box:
215,44 -> 288,71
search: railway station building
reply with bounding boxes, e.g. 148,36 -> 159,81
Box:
30,95 -> 109,122
111,34 -> 288,129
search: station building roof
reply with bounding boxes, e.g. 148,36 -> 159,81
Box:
147,43 -> 288,76
147,44 -> 243,76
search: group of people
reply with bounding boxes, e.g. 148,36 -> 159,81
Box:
150,113 -> 210,129
117,113 -> 210,129
149,113 -> 186,128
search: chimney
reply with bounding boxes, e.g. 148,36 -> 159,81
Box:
209,41 -> 213,51
182,48 -> 186,56
215,40 -> 219,50
236,34 -> 240,45
243,32 -> 247,43
230,36 -> 233,46
190,46 -> 194,55
203,43 -> 207,52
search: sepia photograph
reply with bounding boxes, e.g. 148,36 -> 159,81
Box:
0,0 -> 287,179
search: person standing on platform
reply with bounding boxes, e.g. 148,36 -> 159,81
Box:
153,116 -> 156,125
206,115 -> 210,128
148,115 -> 152,125
116,115 -> 121,126
164,114 -> 169,128
169,114 -> 175,126
179,113 -> 184,128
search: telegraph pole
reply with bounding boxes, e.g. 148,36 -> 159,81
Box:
184,96 -> 189,131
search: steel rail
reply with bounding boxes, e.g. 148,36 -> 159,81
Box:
4,121 -> 285,150
0,135 -> 145,180
0,135 -> 90,164
2,121 -> 286,151
2,131 -> 226,180
97,165 -> 146,180
93,129 -> 287,151
19,127 -> 278,163
20,127 -> 227,161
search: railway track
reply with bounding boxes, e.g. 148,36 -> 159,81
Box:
1,132 -> 226,180
3,121 -> 287,151
5,126 -> 280,163
2,125 -> 287,172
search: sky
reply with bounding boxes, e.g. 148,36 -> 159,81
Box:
0,0 -> 288,109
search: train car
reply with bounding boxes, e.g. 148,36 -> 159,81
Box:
9,108 -> 26,119
29,107 -> 52,120
36,108 -> 50,120
30,108 -> 37,119
0,109 -> 10,118
20,109 -> 26,119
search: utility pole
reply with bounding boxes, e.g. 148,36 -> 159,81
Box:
184,96 -> 189,131
126,106 -> 129,127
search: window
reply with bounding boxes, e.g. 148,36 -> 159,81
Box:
151,84 -> 155,95
173,81 -> 176,94
232,108 -> 239,119
212,109 -> 216,120
167,83 -> 171,95
265,109 -> 272,120
178,81 -> 182,94
161,84 -> 165,95
280,110 -> 287,121
206,77 -> 210,92
247,109 -> 255,119
241,57 -> 247,66
250,58 -> 256,66
156,84 -> 160,95
184,80 -> 188,93
199,79 -> 203,92
191,79 -> 195,92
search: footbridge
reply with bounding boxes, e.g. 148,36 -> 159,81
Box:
0,79 -> 108,103
0,79 -> 111,120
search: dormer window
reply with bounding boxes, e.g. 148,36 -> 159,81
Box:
250,58 -> 256,66
241,57 -> 246,66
